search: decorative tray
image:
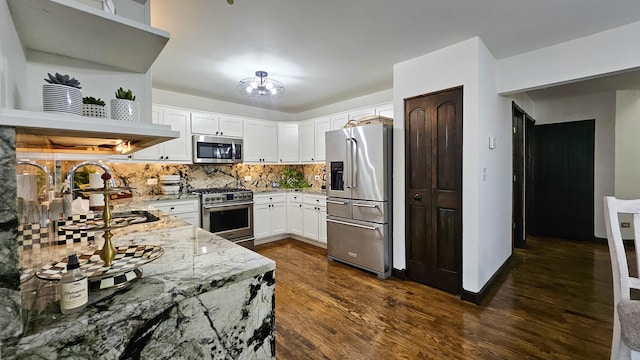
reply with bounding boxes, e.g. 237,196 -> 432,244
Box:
59,215 -> 147,231
36,245 -> 164,290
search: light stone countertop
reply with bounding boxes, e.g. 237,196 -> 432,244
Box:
11,201 -> 276,351
253,188 -> 327,196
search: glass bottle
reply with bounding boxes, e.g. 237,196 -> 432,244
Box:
60,253 -> 88,314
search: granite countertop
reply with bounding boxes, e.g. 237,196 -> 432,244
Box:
253,188 -> 327,195
16,205 -> 275,339
136,193 -> 200,202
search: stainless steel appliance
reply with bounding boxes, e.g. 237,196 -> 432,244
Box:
194,188 -> 254,249
192,135 -> 243,164
325,123 -> 392,279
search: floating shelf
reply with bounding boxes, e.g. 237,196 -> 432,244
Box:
1,109 -> 179,154
7,0 -> 170,73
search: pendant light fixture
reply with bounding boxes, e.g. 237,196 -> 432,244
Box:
238,71 -> 285,97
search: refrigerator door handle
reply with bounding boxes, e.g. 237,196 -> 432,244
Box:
353,203 -> 378,208
326,200 -> 348,205
327,218 -> 378,231
345,138 -> 352,189
351,137 -> 358,189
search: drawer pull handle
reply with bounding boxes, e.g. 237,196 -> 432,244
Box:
353,203 -> 378,209
327,219 -> 377,231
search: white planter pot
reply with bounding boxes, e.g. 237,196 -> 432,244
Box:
82,104 -> 107,118
43,84 -> 82,115
110,99 -> 139,122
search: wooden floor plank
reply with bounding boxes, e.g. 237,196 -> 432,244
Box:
256,236 -> 616,359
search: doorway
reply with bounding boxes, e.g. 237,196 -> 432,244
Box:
512,103 -> 536,249
531,120 -> 595,240
404,86 -> 463,295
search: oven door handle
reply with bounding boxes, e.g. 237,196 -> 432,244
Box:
203,201 -> 254,210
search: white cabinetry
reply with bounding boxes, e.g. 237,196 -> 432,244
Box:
277,122 -> 299,163
254,193 -> 287,239
191,112 -> 243,138
302,194 -> 327,243
330,112 -> 349,130
147,198 -> 200,227
314,117 -> 331,162
287,193 -> 304,236
244,119 -> 278,163
299,120 -> 315,162
134,106 -> 191,162
375,102 -> 394,119
349,107 -> 376,121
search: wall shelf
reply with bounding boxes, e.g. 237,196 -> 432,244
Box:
7,0 -> 170,73
1,109 -> 179,154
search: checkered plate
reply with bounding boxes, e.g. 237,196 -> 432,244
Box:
36,245 -> 164,282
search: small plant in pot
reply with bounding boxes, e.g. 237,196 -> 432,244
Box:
43,73 -> 82,115
82,96 -> 107,118
110,87 -> 139,122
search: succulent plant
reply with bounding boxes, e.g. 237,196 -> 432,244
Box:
82,96 -> 106,106
44,72 -> 81,89
115,87 -> 136,101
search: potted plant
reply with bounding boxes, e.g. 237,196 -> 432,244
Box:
110,87 -> 138,121
82,96 -> 107,118
281,168 -> 310,189
43,73 -> 82,115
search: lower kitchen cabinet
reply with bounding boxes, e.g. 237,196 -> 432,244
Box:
254,193 -> 287,239
287,193 -> 304,236
146,198 -> 200,227
302,194 -> 327,244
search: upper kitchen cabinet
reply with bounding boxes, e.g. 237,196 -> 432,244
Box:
277,122 -> 299,163
244,119 -> 278,163
191,112 -> 243,138
134,105 -> 190,162
330,112 -> 349,130
300,117 -> 330,163
375,102 -> 394,119
349,107 -> 376,121
299,120 -> 315,162
314,117 -> 330,162
7,0 -> 169,73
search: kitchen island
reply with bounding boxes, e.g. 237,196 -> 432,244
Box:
3,209 -> 276,359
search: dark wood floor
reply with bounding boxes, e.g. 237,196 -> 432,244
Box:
255,236 -> 617,359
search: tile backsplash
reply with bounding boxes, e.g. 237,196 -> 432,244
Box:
61,162 -> 326,196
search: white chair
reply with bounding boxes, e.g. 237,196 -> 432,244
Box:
603,196 -> 640,360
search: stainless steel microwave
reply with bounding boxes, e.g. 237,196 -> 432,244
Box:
192,135 -> 243,164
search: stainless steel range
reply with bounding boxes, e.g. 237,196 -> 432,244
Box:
193,188 -> 254,249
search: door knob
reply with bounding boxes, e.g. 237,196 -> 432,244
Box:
413,194 -> 422,201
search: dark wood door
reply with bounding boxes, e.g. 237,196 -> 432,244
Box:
405,87 -> 463,295
512,103 -> 526,248
532,120 -> 595,240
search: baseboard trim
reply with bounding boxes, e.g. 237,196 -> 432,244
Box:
289,235 -> 327,249
461,254 -> 512,305
392,268 -> 406,280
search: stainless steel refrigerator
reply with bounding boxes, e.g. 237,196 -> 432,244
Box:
325,123 -> 392,279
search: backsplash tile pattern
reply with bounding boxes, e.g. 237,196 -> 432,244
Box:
75,163 -> 327,196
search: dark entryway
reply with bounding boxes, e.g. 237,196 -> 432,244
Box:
531,120 -> 595,240
404,86 -> 463,295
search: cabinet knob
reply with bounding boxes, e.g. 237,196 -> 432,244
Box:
170,207 -> 175,211
165,156 -> 169,160
299,204 -> 302,207
220,132 -> 223,135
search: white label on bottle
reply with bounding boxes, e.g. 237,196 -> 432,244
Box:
60,278 -> 88,310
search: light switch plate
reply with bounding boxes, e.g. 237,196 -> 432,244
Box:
147,178 -> 158,185
244,175 -> 252,181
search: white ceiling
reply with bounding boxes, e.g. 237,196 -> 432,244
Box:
149,0 -> 640,114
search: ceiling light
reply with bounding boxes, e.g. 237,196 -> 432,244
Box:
238,71 -> 284,97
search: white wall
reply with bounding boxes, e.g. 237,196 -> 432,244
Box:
393,37 -> 512,293
0,0 -> 27,110
153,88 -> 295,122
295,88 -> 392,120
615,90 -> 640,199
497,20 -> 640,95
533,92 -> 616,239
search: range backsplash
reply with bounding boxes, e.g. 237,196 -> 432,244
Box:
61,162 -> 326,196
